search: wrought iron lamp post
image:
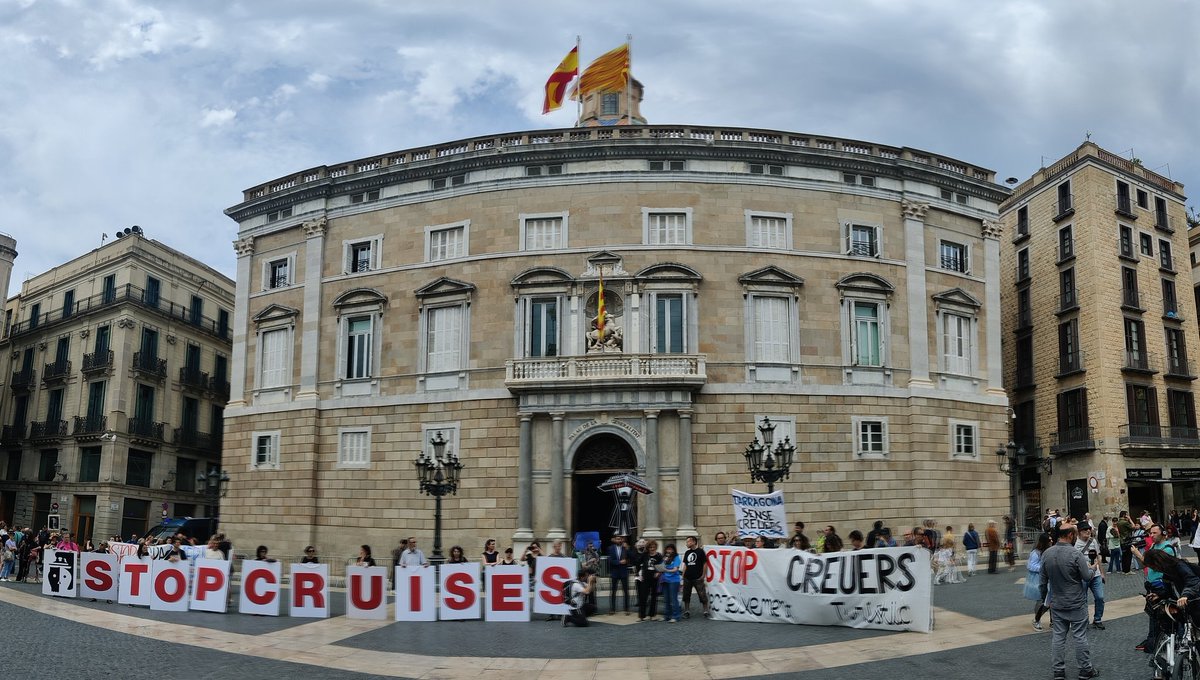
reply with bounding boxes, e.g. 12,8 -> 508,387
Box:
415,431 -> 463,565
996,441 -> 1053,477
197,469 -> 230,521
743,416 -> 797,493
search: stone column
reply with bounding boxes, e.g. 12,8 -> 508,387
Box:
676,409 -> 696,536
902,199 -> 932,387
298,217 -> 327,401
982,219 -> 1005,394
514,414 -> 534,540
548,412 -> 567,540
643,410 -> 663,539
227,236 -> 255,407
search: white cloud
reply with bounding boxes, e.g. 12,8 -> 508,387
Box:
200,107 -> 237,128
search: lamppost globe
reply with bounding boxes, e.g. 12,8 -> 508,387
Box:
744,416 -> 797,494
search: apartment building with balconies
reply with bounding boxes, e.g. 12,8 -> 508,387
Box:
1001,142 -> 1197,525
0,229 -> 234,539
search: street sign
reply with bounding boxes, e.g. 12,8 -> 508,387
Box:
51,502 -> 59,512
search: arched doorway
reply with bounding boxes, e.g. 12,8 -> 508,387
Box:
572,433 -> 638,548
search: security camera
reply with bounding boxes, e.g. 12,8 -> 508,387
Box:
100,432 -> 117,442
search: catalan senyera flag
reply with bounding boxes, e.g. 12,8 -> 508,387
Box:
572,43 -> 630,99
596,273 -> 607,341
542,46 -> 579,114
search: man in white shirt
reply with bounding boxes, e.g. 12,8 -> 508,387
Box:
398,536 -> 428,567
1073,523 -> 1105,629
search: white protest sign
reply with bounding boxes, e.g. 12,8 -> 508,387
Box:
150,560 -> 190,612
289,562 -> 329,618
706,545 -> 933,632
80,553 -> 119,601
117,557 -> 154,606
238,560 -> 281,616
532,556 -> 573,615
345,565 -> 389,620
439,562 -> 481,621
485,565 -> 530,622
395,566 -> 436,621
731,489 -> 787,538
42,550 -> 77,598
189,558 -> 231,613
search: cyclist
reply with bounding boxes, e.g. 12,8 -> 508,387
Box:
1141,548 -> 1200,680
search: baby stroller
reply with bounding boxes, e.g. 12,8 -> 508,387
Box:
561,579 -> 590,627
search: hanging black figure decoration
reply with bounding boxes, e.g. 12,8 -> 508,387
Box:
598,472 -> 654,537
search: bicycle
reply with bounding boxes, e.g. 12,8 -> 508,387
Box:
1146,587 -> 1200,680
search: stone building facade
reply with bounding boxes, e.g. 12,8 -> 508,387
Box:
1000,142 -> 1197,527
222,124 -> 1013,558
0,231 -> 234,540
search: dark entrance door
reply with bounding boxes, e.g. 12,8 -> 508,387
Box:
572,433 -> 637,549
1066,478 -> 1089,520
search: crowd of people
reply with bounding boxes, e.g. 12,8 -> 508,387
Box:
1023,507 -> 1200,680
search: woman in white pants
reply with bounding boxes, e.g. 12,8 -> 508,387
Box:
962,523 -> 981,576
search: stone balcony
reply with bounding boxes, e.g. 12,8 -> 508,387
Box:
504,353 -> 706,393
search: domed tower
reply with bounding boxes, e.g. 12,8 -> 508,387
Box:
576,78 -> 646,127
0,232 -> 16,299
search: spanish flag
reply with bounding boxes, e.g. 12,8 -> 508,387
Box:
597,273 -> 607,341
542,46 -> 579,114
572,43 -> 629,99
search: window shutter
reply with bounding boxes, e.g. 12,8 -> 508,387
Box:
1149,387 -> 1160,426
842,223 -> 851,254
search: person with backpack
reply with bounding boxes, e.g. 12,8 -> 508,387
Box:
561,569 -> 593,627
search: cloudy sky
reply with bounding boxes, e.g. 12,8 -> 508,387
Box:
2,0 -> 1198,295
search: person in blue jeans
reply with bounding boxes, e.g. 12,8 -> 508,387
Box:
659,543 -> 682,622
1105,523 -> 1122,575
1073,523 -> 1105,629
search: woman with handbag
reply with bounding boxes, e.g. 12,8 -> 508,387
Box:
1025,533 -> 1052,631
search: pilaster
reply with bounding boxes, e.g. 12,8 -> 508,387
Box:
902,199 -> 932,388
227,236 -> 254,407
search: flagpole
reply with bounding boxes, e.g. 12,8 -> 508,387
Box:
575,35 -> 582,126
625,33 -> 632,125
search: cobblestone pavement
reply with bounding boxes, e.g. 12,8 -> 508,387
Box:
0,563 -> 1180,679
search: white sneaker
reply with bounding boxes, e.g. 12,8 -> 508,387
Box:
1033,621 -> 1043,631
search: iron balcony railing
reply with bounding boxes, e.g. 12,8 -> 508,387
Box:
132,352 -> 167,380
7,283 -> 231,342
1119,424 -> 1200,447
179,367 -> 210,392
10,367 -> 35,391
506,353 -> 707,392
82,350 -> 114,374
1124,350 -> 1157,373
1050,427 -> 1096,454
939,253 -> 967,272
42,359 -> 71,384
1,424 -> 25,445
173,428 -> 219,453
1166,354 -> 1193,378
209,376 -> 231,401
1059,350 -> 1084,375
129,418 -> 166,442
1156,211 -> 1175,233
73,415 -> 107,436
1055,193 -> 1074,219
30,419 -> 68,440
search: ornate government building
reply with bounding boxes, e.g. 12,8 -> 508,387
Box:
222,96 -> 1014,556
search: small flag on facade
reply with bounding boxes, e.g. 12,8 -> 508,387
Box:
542,46 -> 579,114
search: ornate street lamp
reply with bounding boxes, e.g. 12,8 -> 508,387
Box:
996,441 -> 1053,477
197,469 -> 231,523
415,431 -> 463,565
743,416 -> 796,493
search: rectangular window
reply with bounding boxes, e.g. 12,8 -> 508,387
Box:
646,212 -> 688,245
1016,206 -> 1029,237
102,274 -> 116,304
942,313 -> 971,375
748,164 -> 784,175
1168,390 -> 1197,434
259,328 -> 289,389
344,316 -> 372,379
253,431 -> 280,469
525,164 -> 563,176
46,389 -> 64,424
5,450 -> 20,481
748,214 -> 788,249
86,381 -> 106,422
1117,180 -> 1133,215
939,241 -> 968,273
1163,279 -> 1178,316
121,499 -> 149,540
1016,249 -> 1030,282
431,174 -> 466,189
134,384 -> 155,425
1057,182 -> 1073,216
1166,327 -> 1189,375
855,418 -> 888,457
847,224 -> 879,257
852,301 -> 883,367
1059,226 -> 1074,260
28,303 -> 40,330
1125,318 -> 1147,368
427,306 -> 463,373
1057,388 -> 1090,440
268,259 -> 290,289
522,217 -> 563,251
338,429 -> 371,468
952,422 -> 977,459
1137,189 -> 1149,209
1120,225 -> 1135,258
1126,384 -> 1159,430
648,160 -> 685,171
125,450 -> 152,488
655,294 -> 686,354
1059,319 -> 1081,374
189,295 -> 203,326
38,449 -> 58,482
94,325 -> 111,354
429,226 -> 466,261
528,298 -> 559,358
1159,240 -> 1174,270
1017,288 -> 1032,328
218,309 -> 230,340
1122,267 -> 1139,308
753,297 -> 791,363
350,241 -> 374,272
175,457 -> 197,493
1015,334 -> 1034,386
1155,197 -> 1170,230
1060,268 -> 1076,310
350,190 -> 380,204
78,447 -> 101,483
145,277 -> 161,307
1140,232 -> 1154,256
62,290 -> 75,318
